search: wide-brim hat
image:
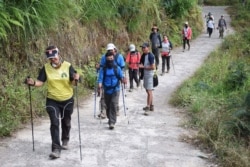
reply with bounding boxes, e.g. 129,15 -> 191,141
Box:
151,26 -> 159,31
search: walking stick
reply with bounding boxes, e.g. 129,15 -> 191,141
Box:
121,82 -> 129,124
28,82 -> 35,151
94,69 -> 99,118
75,79 -> 82,161
170,54 -> 175,75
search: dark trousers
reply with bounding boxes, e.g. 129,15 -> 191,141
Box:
104,91 -> 119,125
152,48 -> 160,68
128,68 -> 139,89
161,56 -> 170,72
46,97 -> 74,152
208,27 -> 213,37
183,38 -> 190,50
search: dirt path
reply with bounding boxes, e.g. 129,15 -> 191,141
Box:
0,6 -> 233,167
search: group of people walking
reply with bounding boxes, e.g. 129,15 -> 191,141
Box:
206,12 -> 227,38
23,17 -> 227,159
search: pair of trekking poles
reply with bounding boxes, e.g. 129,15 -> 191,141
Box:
26,75 -> 83,161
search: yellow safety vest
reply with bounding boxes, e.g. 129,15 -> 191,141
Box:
45,61 -> 73,101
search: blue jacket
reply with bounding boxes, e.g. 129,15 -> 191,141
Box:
98,66 -> 123,94
100,53 -> 125,69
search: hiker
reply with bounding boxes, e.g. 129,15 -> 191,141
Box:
149,24 -> 162,70
97,43 -> 125,119
217,15 -> 227,38
125,44 -> 141,92
160,35 -> 173,75
207,16 -> 215,38
139,42 -> 155,116
98,51 -> 126,129
205,12 -> 214,33
182,21 -> 192,52
25,45 -> 80,159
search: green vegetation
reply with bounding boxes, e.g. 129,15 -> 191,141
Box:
0,0 -> 202,136
170,2 -> 250,167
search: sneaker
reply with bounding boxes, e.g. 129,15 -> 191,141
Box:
166,69 -> 170,73
129,89 -> 133,92
144,110 -> 149,116
98,112 -> 106,119
160,73 -> 164,76
150,105 -> 154,111
49,150 -> 60,159
61,141 -> 68,150
109,123 -> 114,130
143,106 -> 150,111
116,111 -> 120,116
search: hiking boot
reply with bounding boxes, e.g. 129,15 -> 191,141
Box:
150,105 -> 154,111
49,150 -> 60,159
143,106 -> 150,111
109,123 -> 114,130
98,112 -> 106,119
61,141 -> 68,150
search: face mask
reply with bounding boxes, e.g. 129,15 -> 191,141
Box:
52,63 -> 58,68
106,60 -> 114,68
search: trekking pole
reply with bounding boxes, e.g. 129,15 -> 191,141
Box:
121,82 -> 129,124
94,69 -> 99,118
170,53 -> 176,75
75,76 -> 82,161
27,78 -> 35,152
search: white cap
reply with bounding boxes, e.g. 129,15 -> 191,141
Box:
185,21 -> 188,25
129,44 -> 136,52
106,43 -> 116,50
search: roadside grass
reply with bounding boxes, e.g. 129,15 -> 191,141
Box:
170,3 -> 250,167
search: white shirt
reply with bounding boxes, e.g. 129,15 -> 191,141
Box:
207,20 -> 214,29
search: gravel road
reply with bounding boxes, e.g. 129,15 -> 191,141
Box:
0,6 -> 233,167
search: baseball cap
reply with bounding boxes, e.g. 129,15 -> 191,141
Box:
45,47 -> 59,59
129,44 -> 136,52
106,43 -> 116,50
140,42 -> 150,48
